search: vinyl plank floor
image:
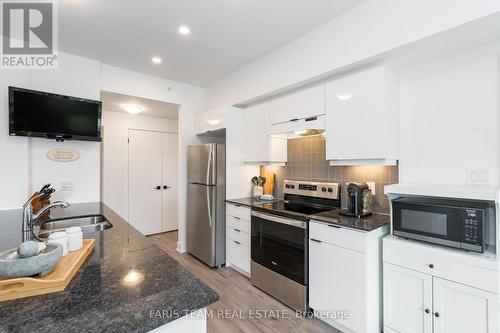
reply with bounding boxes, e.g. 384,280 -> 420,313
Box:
149,231 -> 339,333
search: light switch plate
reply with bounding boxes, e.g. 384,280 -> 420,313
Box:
366,181 -> 376,195
61,180 -> 74,191
466,168 -> 489,185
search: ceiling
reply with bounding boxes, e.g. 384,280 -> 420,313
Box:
59,0 -> 366,86
100,91 -> 179,119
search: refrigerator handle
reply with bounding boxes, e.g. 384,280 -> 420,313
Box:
206,146 -> 213,227
206,145 -> 212,185
206,187 -> 213,227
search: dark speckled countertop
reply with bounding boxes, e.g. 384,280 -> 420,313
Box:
0,202 -> 218,333
225,197 -> 282,207
309,210 -> 389,232
226,197 -> 389,232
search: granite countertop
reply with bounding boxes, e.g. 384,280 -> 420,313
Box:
226,197 -> 388,232
0,202 -> 218,333
309,210 -> 390,232
225,197 -> 282,207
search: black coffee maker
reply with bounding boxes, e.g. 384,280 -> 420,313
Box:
340,182 -> 372,218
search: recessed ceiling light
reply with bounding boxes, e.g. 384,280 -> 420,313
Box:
178,26 -> 191,35
122,104 -> 144,114
206,119 -> 220,125
337,92 -> 354,101
152,57 -> 162,64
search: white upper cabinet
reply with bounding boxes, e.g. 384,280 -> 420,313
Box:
242,103 -> 287,164
325,65 -> 399,165
270,84 -> 325,125
195,107 -> 225,134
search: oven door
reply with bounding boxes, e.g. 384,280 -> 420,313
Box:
393,199 -> 461,248
251,211 -> 306,285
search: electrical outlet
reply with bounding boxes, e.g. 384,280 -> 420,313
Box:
366,181 -> 376,195
61,180 -> 74,191
466,169 -> 489,185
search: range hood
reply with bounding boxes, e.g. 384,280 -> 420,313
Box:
269,115 -> 326,139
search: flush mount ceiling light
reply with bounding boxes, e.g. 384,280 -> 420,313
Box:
121,104 -> 144,114
178,25 -> 191,35
206,119 -> 220,125
151,57 -> 162,64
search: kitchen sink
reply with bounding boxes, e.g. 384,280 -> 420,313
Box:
35,215 -> 113,239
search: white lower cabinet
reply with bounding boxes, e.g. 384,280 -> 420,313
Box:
383,263 -> 433,333
225,203 -> 251,275
309,239 -> 366,333
383,237 -> 498,333
433,277 -> 496,333
308,221 -> 388,333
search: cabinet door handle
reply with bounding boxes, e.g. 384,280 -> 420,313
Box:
310,238 -> 322,243
434,312 -> 440,318
425,309 -> 430,314
234,229 -> 241,232
234,217 -> 240,220
305,116 -> 317,122
290,118 -> 299,122
429,264 -> 434,269
163,185 -> 172,189
155,186 -> 161,190
234,240 -> 240,245
328,225 -> 341,228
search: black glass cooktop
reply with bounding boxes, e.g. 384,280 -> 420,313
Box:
253,196 -> 339,218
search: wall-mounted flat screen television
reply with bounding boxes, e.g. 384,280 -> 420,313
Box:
9,86 -> 102,142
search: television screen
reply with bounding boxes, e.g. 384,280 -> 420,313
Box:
9,86 -> 102,141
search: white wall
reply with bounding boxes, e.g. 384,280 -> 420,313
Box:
399,43 -> 500,186
0,52 -> 101,209
101,110 -> 178,218
206,0 -> 500,108
100,65 -> 204,252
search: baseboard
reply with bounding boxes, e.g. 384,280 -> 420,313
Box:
176,241 -> 187,253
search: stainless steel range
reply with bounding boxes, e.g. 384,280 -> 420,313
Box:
250,180 -> 340,312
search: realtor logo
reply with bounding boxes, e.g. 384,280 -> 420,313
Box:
1,0 -> 58,68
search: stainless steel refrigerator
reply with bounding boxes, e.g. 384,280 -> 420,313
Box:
186,144 -> 225,267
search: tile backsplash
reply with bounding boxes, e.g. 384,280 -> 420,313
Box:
260,136 -> 399,214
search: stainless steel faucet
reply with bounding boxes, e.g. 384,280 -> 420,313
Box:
22,192 -> 70,232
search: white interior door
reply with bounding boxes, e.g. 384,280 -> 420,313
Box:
128,129 -> 162,235
161,132 -> 178,232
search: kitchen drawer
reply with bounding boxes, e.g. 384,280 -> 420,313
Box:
384,242 -> 497,293
227,238 -> 250,273
226,215 -> 251,234
309,220 -> 366,253
226,203 -> 251,221
227,226 -> 250,246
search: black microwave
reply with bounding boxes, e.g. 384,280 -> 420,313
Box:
392,197 -> 494,253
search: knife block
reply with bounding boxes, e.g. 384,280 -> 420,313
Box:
29,193 -> 51,214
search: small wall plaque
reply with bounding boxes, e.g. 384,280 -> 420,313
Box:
46,148 -> 81,162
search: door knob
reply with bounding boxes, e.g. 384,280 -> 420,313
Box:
155,186 -> 161,190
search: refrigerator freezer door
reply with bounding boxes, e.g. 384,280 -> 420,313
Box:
187,144 -> 216,185
186,183 -> 216,266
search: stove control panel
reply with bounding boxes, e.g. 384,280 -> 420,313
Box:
284,180 -> 339,199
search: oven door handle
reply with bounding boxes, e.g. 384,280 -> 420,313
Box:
251,211 -> 306,229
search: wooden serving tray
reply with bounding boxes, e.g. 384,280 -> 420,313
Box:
0,239 -> 95,302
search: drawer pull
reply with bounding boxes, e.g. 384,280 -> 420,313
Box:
271,261 -> 278,266
310,238 -> 322,243
234,241 -> 240,245
234,229 -> 241,232
434,312 -> 440,318
234,217 -> 241,220
425,309 -> 430,314
429,264 -> 434,269
328,224 -> 341,228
